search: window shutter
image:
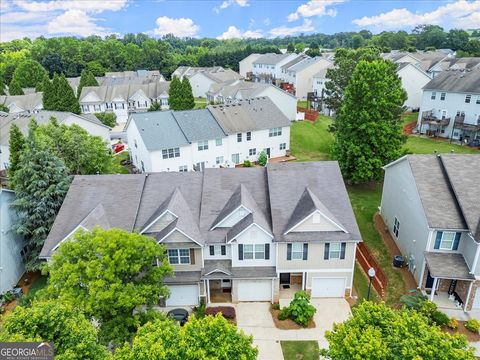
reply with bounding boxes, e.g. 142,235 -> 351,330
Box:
209,246 -> 214,256
221,245 -> 226,255
434,231 -> 443,249
265,244 -> 270,260
303,243 -> 308,260
238,244 -> 243,260
340,243 -> 346,259
190,249 -> 195,265
287,243 -> 292,260
324,243 -> 330,260
453,233 -> 461,250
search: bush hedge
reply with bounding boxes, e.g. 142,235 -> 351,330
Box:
205,306 -> 236,319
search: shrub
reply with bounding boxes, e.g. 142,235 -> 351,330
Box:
400,289 -> 428,311
205,306 -> 236,320
94,112 -> 116,127
465,319 -> 480,333
431,310 -> 449,327
3,291 -> 14,303
272,303 -> 280,310
194,299 -> 206,319
447,317 -> 458,330
419,300 -> 438,319
278,308 -> 289,321
243,160 -> 252,167
285,290 -> 316,327
258,151 -> 268,167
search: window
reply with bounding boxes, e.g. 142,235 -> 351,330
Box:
237,133 -> 242,142
232,153 -> 240,164
440,232 -> 456,250
162,147 -> 180,159
465,94 -> 471,103
134,139 -> 138,148
105,103 -> 112,109
198,140 -> 208,151
168,249 -> 190,264
179,165 -> 188,172
329,242 -> 342,259
249,148 -> 256,156
431,92 -> 436,100
94,104 -> 101,111
393,217 -> 400,238
269,127 -> 282,137
243,244 -> 265,260
440,92 -> 446,101
280,143 -> 286,150
476,96 -> 480,105
140,160 -> 145,172
209,245 -> 226,256
216,138 -> 223,146
81,105 -> 89,112
291,243 -> 303,260
246,132 -> 251,141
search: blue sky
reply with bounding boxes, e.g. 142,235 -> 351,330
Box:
1,0 -> 479,42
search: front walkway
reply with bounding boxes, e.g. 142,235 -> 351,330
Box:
236,299 -> 351,360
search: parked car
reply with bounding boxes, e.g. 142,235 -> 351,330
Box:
468,139 -> 480,147
167,308 -> 189,326
112,143 -> 125,153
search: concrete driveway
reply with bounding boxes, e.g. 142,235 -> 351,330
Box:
236,299 -> 351,360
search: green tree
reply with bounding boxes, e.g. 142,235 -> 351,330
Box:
258,151 -> 268,166
11,122 -> 72,269
35,118 -> 113,174
331,59 -> 406,183
287,43 -> 295,53
9,60 -> 48,95
447,29 -> 470,51
35,73 -> 50,92
181,77 -> 195,110
168,76 -> 183,110
148,101 -> 161,111
94,112 -> 117,127
77,69 -> 99,98
44,73 -> 81,114
2,300 -> 110,360
324,47 -> 380,114
45,228 -> 173,344
321,301 -> 475,360
115,314 -> 258,360
352,35 -> 365,49
8,123 -> 26,179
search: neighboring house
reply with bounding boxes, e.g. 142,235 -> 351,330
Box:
171,66 -> 242,98
311,64 -> 334,97
279,54 -> 309,84
40,161 -> 361,306
283,57 -> 333,99
383,51 -> 451,78
0,110 -> 111,170
0,189 -> 25,295
126,97 -> 291,173
417,69 -> 480,141
206,80 -> 297,120
251,53 -> 299,84
0,93 -> 43,114
239,53 -> 262,79
381,154 -> 480,312
396,63 -> 432,110
79,82 -> 170,123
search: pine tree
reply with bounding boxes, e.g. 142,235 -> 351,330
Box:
9,60 -> 47,94
43,73 -> 81,114
35,73 -> 50,92
8,123 -> 26,180
77,69 -> 98,98
40,75 -> 53,109
11,121 -> 72,270
168,76 -> 183,110
181,77 -> 195,110
8,78 -> 23,95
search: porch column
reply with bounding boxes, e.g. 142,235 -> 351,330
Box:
302,272 -> 306,290
430,277 -> 438,301
206,279 -> 210,304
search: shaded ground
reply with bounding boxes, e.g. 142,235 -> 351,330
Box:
270,305 -> 316,330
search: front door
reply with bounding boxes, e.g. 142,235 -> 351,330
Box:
263,148 -> 271,158
280,273 -> 290,285
425,271 -> 437,289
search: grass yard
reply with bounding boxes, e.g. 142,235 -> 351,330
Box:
194,97 -> 207,109
353,262 -> 379,303
290,116 -> 333,161
109,151 -> 130,174
297,100 -> 308,108
281,341 -> 319,360
401,112 -> 418,126
405,136 -> 479,154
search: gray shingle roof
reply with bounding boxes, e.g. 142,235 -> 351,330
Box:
0,92 -> 43,112
254,53 -> 292,65
288,56 -> 326,73
281,54 -> 309,70
423,69 -> 480,93
172,109 -> 226,142
424,252 -> 475,280
79,81 -> 170,103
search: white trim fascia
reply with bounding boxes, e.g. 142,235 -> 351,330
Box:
140,209 -> 178,234
307,276 -> 347,292
204,268 -> 232,276
350,243 -> 358,295
227,222 -> 273,244
470,234 -> 480,274
157,227 -> 203,247
382,154 -> 408,170
52,224 -> 88,252
284,209 -> 348,235
278,268 -> 353,273
210,205 -> 251,230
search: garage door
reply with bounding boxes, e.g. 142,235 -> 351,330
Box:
311,277 -> 345,298
472,288 -> 480,309
166,285 -> 199,306
237,280 -> 272,302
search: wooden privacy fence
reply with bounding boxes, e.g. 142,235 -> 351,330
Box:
297,107 -> 319,122
356,242 -> 388,298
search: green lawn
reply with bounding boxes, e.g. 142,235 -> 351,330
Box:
281,341 -> 319,360
353,263 -> 379,302
297,100 -> 308,108
26,275 -> 48,298
290,116 -> 333,161
194,97 -> 207,109
401,112 -> 418,126
109,151 -> 130,174
405,136 -> 479,154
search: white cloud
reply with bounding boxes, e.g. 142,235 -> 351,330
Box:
217,25 -> 262,39
269,19 -> 314,37
214,0 -> 249,14
153,16 -> 199,37
352,0 -> 480,30
287,0 -> 345,22
0,0 -> 12,12
46,9 -> 110,37
14,0 -> 128,13
0,11 -> 52,23
0,24 -> 45,41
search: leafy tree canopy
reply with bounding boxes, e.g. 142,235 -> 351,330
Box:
42,73 -> 81,114
94,112 -> 117,127
77,69 -> 99,98
8,59 -> 48,95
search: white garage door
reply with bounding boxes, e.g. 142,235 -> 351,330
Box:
472,288 -> 480,309
166,285 -> 199,306
237,280 -> 272,302
311,277 -> 345,298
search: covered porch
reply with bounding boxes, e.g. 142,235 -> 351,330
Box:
202,260 -> 233,304
278,272 -> 305,306
419,110 -> 450,137
424,252 -> 475,313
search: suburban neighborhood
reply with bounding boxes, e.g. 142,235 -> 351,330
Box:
0,1 -> 479,359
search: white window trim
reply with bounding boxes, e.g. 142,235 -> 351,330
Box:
168,248 -> 191,265
329,242 -> 342,260
243,244 -> 266,260
439,231 -> 456,250
291,243 -> 303,260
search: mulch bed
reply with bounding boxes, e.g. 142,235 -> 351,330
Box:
442,321 -> 480,342
269,306 -> 315,330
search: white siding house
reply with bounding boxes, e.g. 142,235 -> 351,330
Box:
396,63 -> 432,110
252,53 -> 299,84
239,53 -> 262,78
